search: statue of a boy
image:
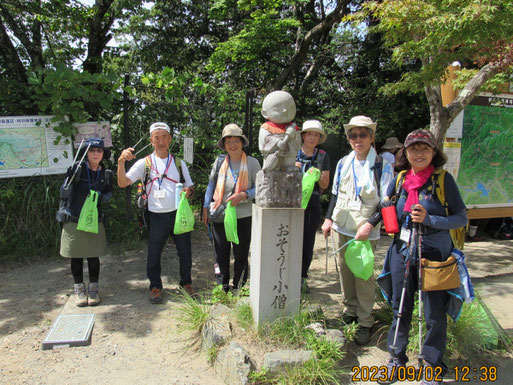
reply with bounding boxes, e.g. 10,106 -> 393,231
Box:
259,91 -> 302,171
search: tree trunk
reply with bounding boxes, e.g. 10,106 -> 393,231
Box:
424,62 -> 502,147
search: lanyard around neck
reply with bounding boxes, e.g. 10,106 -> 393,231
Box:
228,155 -> 238,185
351,158 -> 362,198
152,153 -> 171,189
297,148 -> 318,174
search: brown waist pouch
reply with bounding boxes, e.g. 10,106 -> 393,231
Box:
421,255 -> 460,291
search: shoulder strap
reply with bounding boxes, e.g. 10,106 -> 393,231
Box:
393,170 -> 407,202
433,168 -> 449,215
371,155 -> 383,196
174,156 -> 185,184
143,155 -> 152,185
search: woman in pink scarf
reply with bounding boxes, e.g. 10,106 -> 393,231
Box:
202,124 -> 261,292
377,129 -> 467,385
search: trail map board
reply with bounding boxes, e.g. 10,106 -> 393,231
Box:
456,94 -> 513,209
0,116 -> 73,178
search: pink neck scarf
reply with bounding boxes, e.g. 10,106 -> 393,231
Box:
402,164 -> 434,213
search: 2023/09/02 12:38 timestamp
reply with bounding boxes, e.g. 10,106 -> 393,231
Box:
453,366 -> 497,382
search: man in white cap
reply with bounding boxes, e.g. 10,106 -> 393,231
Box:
321,115 -> 393,345
117,122 -> 195,303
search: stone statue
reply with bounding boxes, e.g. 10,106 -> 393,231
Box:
259,91 -> 302,171
256,91 -> 302,207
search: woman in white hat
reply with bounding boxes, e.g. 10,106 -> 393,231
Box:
295,120 -> 330,293
202,124 -> 261,292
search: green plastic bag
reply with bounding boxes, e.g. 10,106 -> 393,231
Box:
344,240 -> 374,281
174,191 -> 195,234
77,190 -> 99,234
224,201 -> 239,244
301,167 -> 321,209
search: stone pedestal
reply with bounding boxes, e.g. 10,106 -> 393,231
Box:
250,205 -> 304,326
255,170 -> 302,208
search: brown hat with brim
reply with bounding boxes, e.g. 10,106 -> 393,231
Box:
217,124 -> 250,150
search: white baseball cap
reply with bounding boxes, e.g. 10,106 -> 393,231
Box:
149,122 -> 171,134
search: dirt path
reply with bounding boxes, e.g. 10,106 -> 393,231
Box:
1,230 -> 512,385
307,233 -> 513,385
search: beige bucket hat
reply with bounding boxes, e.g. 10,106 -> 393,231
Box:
301,120 -> 327,144
382,136 -> 403,150
343,115 -> 377,135
217,123 -> 250,150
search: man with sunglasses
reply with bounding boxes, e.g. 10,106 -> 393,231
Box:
321,115 -> 393,345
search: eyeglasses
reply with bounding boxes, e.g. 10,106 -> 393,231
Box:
348,133 -> 369,140
89,148 -> 104,153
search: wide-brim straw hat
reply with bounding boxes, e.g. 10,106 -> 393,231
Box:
77,137 -> 111,161
382,136 -> 403,150
301,120 -> 327,144
343,115 -> 377,135
217,123 -> 249,150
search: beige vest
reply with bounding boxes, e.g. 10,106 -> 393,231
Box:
332,169 -> 380,234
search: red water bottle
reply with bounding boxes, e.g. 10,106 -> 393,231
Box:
381,201 -> 399,234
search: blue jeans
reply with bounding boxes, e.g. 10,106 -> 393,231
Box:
147,211 -> 192,289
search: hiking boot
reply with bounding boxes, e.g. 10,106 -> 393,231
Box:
301,278 -> 311,294
377,357 -> 404,385
73,283 -> 88,307
149,288 -> 162,304
355,325 -> 372,346
181,284 -> 197,298
420,364 -> 443,385
88,282 -> 101,306
342,313 -> 357,324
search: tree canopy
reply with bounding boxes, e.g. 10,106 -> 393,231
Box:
360,0 -> 513,144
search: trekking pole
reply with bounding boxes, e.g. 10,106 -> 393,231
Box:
63,141 -> 91,189
389,221 -> 417,352
416,224 -> 425,368
134,142 -> 151,156
62,139 -> 84,188
329,234 -> 354,293
325,237 -> 329,275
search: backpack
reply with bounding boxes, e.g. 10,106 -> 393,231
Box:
394,168 -> 466,250
136,155 -> 185,230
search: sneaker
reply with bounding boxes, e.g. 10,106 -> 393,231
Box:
181,284 -> 197,298
88,282 -> 101,306
73,283 -> 88,307
301,278 -> 311,294
355,325 -> 372,346
466,234 -> 484,242
377,357 -> 404,385
342,313 -> 357,324
149,288 -> 162,304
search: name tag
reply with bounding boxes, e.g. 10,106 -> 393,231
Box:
348,199 -> 362,211
154,189 -> 166,199
399,227 -> 411,243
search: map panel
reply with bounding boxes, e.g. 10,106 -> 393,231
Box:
457,100 -> 513,208
0,116 -> 73,178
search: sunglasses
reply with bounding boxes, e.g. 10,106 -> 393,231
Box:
348,132 -> 369,140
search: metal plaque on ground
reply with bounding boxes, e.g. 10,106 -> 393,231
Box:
42,314 -> 95,350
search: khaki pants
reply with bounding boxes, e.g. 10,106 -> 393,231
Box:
334,232 -> 376,328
